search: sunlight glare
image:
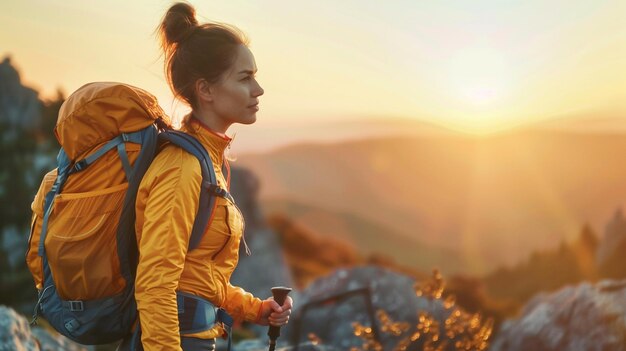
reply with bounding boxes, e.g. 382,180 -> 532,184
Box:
445,47 -> 511,106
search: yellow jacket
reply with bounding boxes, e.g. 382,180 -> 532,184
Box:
134,115 -> 262,350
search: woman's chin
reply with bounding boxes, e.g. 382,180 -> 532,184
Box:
242,115 -> 257,125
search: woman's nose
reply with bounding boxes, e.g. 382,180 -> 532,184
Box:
253,80 -> 264,97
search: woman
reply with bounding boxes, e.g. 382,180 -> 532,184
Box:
121,3 -> 293,350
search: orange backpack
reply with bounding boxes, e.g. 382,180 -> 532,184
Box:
26,82 -> 234,345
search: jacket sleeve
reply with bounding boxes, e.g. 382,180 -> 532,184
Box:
134,149 -> 201,351
222,282 -> 264,323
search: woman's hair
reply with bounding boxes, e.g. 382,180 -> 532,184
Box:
159,2 -> 248,107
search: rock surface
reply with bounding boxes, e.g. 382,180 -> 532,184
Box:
0,305 -> 92,351
489,279 -> 626,351
0,305 -> 38,351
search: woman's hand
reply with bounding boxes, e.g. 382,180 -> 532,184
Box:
256,296 -> 293,326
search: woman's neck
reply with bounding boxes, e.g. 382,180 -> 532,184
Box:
191,108 -> 230,135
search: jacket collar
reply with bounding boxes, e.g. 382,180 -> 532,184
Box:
180,114 -> 232,166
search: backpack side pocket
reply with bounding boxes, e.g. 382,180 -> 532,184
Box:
26,169 -> 58,290
45,183 -> 129,300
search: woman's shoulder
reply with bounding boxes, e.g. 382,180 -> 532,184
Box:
142,143 -> 203,185
159,142 -> 201,164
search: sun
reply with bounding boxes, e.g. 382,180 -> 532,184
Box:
463,85 -> 499,106
445,47 -> 511,106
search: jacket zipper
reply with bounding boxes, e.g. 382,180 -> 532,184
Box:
210,200 -> 251,259
234,203 -> 251,256
212,207 -> 232,260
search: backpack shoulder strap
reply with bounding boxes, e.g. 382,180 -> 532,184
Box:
158,130 -> 233,251
117,125 -> 160,282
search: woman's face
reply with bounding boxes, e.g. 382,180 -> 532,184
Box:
209,45 -> 264,128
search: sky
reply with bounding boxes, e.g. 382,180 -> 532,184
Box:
1,0 -> 625,151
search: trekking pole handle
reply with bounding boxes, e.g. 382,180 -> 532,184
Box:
268,286 -> 292,351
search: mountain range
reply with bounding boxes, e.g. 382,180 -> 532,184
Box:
236,116 -> 626,274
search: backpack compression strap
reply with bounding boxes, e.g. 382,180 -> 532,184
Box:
69,132 -> 145,181
158,130 -> 234,251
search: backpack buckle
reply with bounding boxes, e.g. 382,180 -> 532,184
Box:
206,183 -> 224,196
73,160 -> 88,172
69,300 -> 84,312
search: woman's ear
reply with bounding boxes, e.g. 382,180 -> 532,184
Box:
195,79 -> 213,103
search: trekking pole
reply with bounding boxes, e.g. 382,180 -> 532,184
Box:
268,286 -> 292,351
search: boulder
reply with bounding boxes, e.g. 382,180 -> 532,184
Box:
489,279 -> 626,351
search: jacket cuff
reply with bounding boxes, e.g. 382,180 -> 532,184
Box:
252,299 -> 265,323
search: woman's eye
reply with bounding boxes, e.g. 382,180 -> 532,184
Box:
241,76 -> 252,81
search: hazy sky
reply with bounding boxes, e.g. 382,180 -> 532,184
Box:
1,0 -> 625,147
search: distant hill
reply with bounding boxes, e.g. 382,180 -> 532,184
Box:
229,116 -> 460,153
231,113 -> 626,154
530,113 -> 626,133
236,127 -> 626,274
263,198 -> 466,274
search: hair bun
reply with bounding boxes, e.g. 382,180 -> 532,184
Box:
160,2 -> 198,45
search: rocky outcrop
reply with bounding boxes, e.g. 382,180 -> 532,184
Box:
1,57 -> 56,314
0,305 -> 92,351
489,279 -> 626,351
229,166 -> 298,338
284,266 -> 473,351
229,224 -> 297,301
0,56 -> 42,130
229,166 -> 296,296
229,167 -> 265,232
